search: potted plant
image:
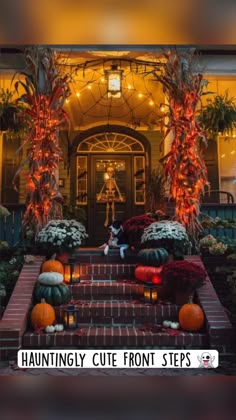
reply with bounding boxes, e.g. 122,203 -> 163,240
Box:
161,260 -> 207,304
122,214 -> 156,249
36,219 -> 88,261
145,167 -> 166,214
209,241 -> 228,255
0,88 -> 23,132
200,90 -> 236,139
199,234 -> 217,254
141,220 -> 191,259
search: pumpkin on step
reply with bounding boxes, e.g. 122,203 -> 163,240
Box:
41,259 -> 64,275
135,265 -> 162,283
30,299 -> 55,329
178,301 -> 205,332
34,283 -> 71,306
38,272 -> 64,286
137,248 -> 169,267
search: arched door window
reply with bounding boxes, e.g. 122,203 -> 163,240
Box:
76,132 -> 146,206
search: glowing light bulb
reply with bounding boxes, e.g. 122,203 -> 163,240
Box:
231,150 -> 235,154
76,92 -> 80,97
65,99 -> 69,104
87,85 -> 92,90
160,105 -> 165,112
221,154 -> 226,158
138,93 -> 143,98
149,100 -> 154,106
127,84 -> 132,90
101,77 -> 105,82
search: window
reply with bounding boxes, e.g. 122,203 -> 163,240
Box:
219,137 -> 236,202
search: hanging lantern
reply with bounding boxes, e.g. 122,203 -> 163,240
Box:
105,64 -> 123,98
63,304 -> 79,330
143,283 -> 158,304
64,258 -> 81,284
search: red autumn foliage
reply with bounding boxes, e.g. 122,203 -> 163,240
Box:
122,214 -> 155,248
161,260 -> 207,293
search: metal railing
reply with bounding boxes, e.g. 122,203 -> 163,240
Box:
0,204 -> 25,247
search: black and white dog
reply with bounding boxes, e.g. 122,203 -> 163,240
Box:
101,220 -> 129,259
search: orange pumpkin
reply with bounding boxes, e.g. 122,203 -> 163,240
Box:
41,259 -> 64,275
30,299 -> 56,329
135,265 -> 162,283
179,302 -> 205,332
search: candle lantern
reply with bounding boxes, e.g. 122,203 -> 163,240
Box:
64,258 -> 80,284
143,283 -> 158,304
64,304 -> 79,330
105,64 -> 123,98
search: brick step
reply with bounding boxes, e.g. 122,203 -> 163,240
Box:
79,263 -> 138,281
54,301 -> 180,325
69,281 -> 144,300
23,326 -> 208,348
75,248 -> 139,264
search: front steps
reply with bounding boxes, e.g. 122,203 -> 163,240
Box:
22,260 -> 209,349
1,253 -> 234,361
23,326 -> 208,348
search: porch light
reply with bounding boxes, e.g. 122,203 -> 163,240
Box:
64,258 -> 81,284
105,64 -> 123,98
143,283 -> 158,304
64,304 -> 79,330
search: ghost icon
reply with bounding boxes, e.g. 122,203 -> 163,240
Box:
197,352 -> 215,368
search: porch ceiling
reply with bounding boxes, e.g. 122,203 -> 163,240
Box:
58,49 -> 165,131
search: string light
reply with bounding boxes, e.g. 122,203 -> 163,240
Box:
160,104 -> 166,112
76,92 -> 81,97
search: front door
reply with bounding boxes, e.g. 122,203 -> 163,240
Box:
89,155 -> 132,245
75,129 -> 147,246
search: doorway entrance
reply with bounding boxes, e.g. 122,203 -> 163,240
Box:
75,129 -> 148,245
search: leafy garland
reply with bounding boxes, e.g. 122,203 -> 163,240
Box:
154,51 -> 209,243
14,47 -> 71,236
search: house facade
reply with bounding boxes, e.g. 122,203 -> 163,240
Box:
1,46 -> 236,244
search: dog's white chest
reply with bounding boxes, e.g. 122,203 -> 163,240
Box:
108,236 -> 119,247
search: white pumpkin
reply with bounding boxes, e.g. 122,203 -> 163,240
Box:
45,325 -> 55,333
170,322 -> 180,330
162,320 -> 171,328
54,324 -> 64,332
38,272 -> 64,286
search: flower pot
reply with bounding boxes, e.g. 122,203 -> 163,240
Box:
200,247 -> 210,256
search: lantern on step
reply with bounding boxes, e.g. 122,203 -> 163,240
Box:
64,304 -> 79,330
64,258 -> 81,284
143,283 -> 158,304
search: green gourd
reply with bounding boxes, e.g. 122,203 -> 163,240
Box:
137,248 -> 169,267
34,283 -> 71,306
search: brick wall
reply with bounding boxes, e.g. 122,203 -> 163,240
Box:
0,256 -> 44,361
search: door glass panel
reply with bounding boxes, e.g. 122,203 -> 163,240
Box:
76,156 -> 87,204
134,156 -> 145,204
96,159 -> 126,203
